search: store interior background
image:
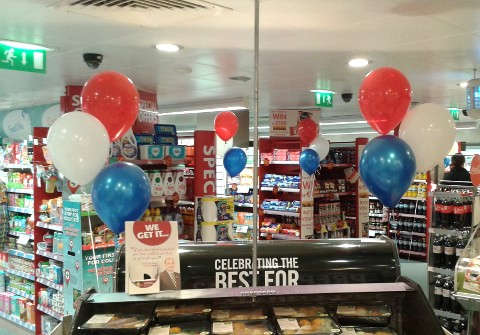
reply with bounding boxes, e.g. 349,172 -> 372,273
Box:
1,0 -> 480,325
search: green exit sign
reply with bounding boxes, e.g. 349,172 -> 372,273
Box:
0,43 -> 46,73
314,92 -> 333,107
448,108 -> 460,121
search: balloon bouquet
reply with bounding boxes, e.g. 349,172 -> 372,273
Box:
358,67 -> 455,208
298,119 -> 330,175
47,71 -> 151,235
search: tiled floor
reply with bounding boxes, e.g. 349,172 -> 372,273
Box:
0,318 -> 33,335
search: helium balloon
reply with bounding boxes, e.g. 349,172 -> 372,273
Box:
299,149 -> 320,175
399,103 -> 456,172
360,135 -> 416,208
214,111 -> 239,142
92,162 -> 151,234
223,147 -> 247,176
47,112 -> 109,185
309,136 -> 330,160
297,118 -> 319,146
81,71 -> 140,141
358,67 -> 412,134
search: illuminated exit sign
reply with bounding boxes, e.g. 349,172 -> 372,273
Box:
314,92 -> 333,107
448,108 -> 460,121
0,43 -> 46,73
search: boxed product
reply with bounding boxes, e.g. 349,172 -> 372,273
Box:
335,305 -> 391,327
211,308 -> 267,321
148,320 -> 210,335
155,135 -> 178,145
354,327 -> 398,335
135,134 -> 155,145
212,320 -> 274,335
273,306 -> 328,318
154,124 -> 177,136
165,145 -> 186,160
139,145 -> 166,160
80,313 -> 151,333
275,316 -> 341,335
155,303 -> 212,323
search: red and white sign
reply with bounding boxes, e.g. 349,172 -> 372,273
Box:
470,154 -> 480,187
300,168 -> 314,239
270,109 -> 321,137
194,130 -> 216,197
60,85 -> 83,112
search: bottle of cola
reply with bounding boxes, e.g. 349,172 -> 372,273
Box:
464,197 -> 472,227
444,236 -> 457,270
442,276 -> 453,311
442,198 -> 454,228
434,275 -> 444,309
432,235 -> 445,268
453,197 -> 464,229
434,197 -> 443,227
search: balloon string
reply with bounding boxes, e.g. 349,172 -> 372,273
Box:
81,186 -> 101,293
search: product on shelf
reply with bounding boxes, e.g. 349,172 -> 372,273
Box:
261,199 -> 300,212
149,321 -> 211,335
212,320 -> 274,335
261,174 -> 300,189
335,305 -> 391,327
353,327 -> 398,335
211,308 -> 268,321
275,316 -> 341,334
155,303 -> 211,323
80,313 -> 151,330
272,306 -> 327,318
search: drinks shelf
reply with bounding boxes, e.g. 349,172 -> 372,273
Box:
263,210 -> 300,217
8,231 -> 33,239
6,268 -> 35,281
8,249 -> 34,260
369,213 -> 384,218
234,202 -> 254,208
36,277 -> 63,292
7,287 -> 35,300
433,309 -> 463,320
37,304 -> 64,321
389,230 -> 426,237
398,250 -> 426,257
0,310 -> 35,332
36,221 -> 63,232
260,187 -> 300,193
428,266 -> 454,276
314,192 -> 356,198
429,228 -> 467,237
394,213 -> 426,219
7,206 -> 34,214
37,249 -> 64,262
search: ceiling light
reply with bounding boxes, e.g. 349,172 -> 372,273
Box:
456,127 -> 476,130
177,130 -> 195,133
323,131 -> 380,136
0,39 -> 53,51
155,43 -> 183,52
348,58 -> 369,68
320,120 -> 367,126
249,126 -> 270,130
158,106 -> 247,116
310,90 -> 335,93
459,82 -> 468,88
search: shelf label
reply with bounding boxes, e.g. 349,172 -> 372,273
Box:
17,234 -> 30,245
236,225 -> 249,233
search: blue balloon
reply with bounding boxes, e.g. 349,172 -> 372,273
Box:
224,147 -> 247,176
92,162 -> 151,234
299,149 -> 320,175
360,135 -> 416,208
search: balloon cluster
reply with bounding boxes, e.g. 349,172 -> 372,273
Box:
358,67 -> 455,208
298,119 -> 329,176
47,71 -> 150,234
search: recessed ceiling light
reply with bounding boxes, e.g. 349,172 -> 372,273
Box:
0,39 -> 53,51
154,43 -> 183,52
310,89 -> 335,93
348,58 -> 370,68
459,82 -> 468,88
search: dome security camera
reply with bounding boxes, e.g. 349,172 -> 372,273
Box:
341,93 -> 353,103
83,53 -> 103,69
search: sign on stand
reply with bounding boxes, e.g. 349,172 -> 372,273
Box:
269,109 -> 321,137
300,169 -> 315,239
0,43 -> 46,73
356,142 -> 370,237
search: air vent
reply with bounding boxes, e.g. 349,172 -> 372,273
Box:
68,0 -> 213,10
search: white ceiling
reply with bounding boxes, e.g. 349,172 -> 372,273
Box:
1,0 -> 480,139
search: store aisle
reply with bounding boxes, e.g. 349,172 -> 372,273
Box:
400,259 -> 428,296
0,318 -> 33,335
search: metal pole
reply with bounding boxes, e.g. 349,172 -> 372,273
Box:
252,0 -> 260,287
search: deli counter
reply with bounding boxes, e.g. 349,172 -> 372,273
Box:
68,238 -> 444,335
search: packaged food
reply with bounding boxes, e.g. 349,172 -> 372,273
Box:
354,327 -> 398,335
275,316 -> 341,334
155,303 -> 212,323
80,313 -> 151,333
149,320 -> 210,335
211,320 -> 273,335
154,124 -> 177,136
273,306 -> 327,318
211,308 -> 267,321
335,305 -> 391,327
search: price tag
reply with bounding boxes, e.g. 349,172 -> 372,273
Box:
17,234 -> 31,246
277,318 -> 300,330
85,314 -> 115,325
212,321 -> 233,334
236,225 -> 249,233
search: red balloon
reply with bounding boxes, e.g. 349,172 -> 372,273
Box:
81,71 -> 140,141
358,67 -> 412,134
214,111 -> 239,141
297,118 -> 318,146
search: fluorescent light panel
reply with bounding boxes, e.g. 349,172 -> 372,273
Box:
158,106 -> 247,116
0,40 -> 53,51
320,120 -> 367,126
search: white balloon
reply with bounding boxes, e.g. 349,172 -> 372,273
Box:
399,103 -> 456,172
309,136 -> 330,160
47,112 -> 110,185
216,135 -> 233,158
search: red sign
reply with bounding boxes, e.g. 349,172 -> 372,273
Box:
470,154 -> 480,187
60,85 -> 83,112
194,130 -> 216,197
133,221 -> 172,246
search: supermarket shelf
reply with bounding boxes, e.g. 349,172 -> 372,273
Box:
260,187 -> 300,193
36,277 -> 63,292
233,223 -> 254,230
6,268 -> 34,281
263,210 -> 300,217
433,309 -> 462,320
2,163 -> 33,170
402,196 -> 427,201
37,250 -> 64,262
314,192 -> 356,198
8,231 -> 33,239
369,230 -> 387,237
82,242 -> 116,251
234,202 -> 254,208
260,232 -> 300,240
369,196 -> 378,200
8,249 -> 34,260
429,228 -> 468,237
262,160 -> 300,165
7,287 -> 34,300
389,230 -> 426,237
128,159 -> 185,168
320,163 -> 354,168
36,221 -> 63,232
345,216 -> 356,220
6,188 -> 33,195
7,206 -> 33,214
395,213 -> 426,219
0,310 -> 35,332
398,250 -> 426,257
369,213 -> 384,218
428,266 -> 455,276
413,179 -> 428,184
37,304 -> 64,321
